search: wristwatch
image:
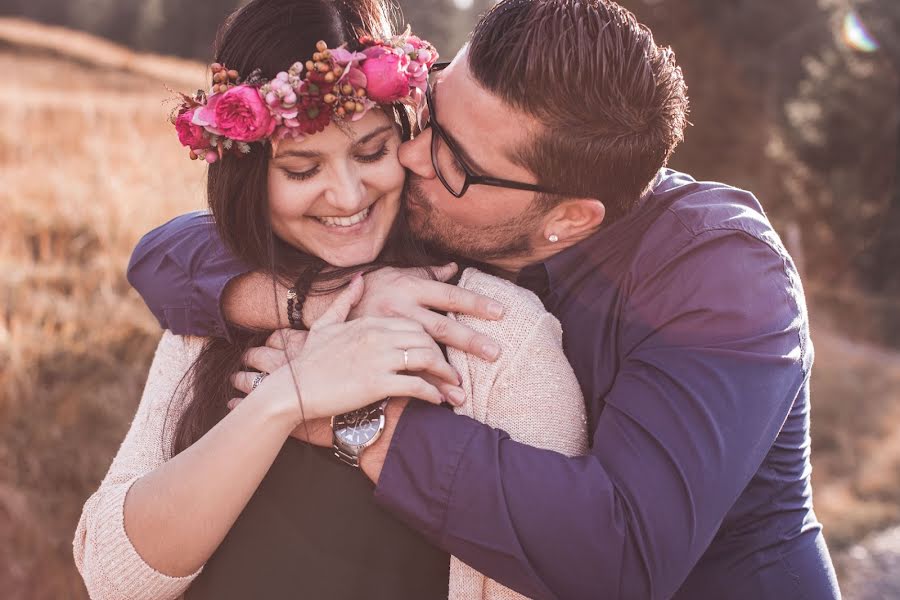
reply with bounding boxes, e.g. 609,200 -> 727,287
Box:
331,398 -> 390,468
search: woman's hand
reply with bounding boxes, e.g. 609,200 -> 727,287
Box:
347,264 -> 505,362
230,275 -> 465,427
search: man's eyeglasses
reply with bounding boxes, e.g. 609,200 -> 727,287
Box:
422,62 -> 561,199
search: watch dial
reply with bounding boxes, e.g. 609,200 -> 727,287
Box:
335,403 -> 382,445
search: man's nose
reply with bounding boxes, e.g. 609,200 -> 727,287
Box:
398,131 -> 436,179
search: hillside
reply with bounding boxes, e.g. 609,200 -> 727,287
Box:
1,18 -> 898,599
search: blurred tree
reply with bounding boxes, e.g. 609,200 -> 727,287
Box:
783,0 -> 900,341
618,0 -> 832,200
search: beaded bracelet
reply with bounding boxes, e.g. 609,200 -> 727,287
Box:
287,263 -> 326,329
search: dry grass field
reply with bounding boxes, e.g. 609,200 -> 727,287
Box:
0,17 -> 898,599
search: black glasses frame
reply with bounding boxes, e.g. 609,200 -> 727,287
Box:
425,62 -> 561,199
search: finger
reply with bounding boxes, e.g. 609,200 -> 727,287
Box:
377,330 -> 441,353
419,279 -> 504,321
243,346 -> 288,372
311,274 -> 364,329
397,347 -> 460,387
231,371 -> 265,395
431,262 -> 458,282
419,373 -> 466,407
383,374 -> 445,405
410,307 -> 502,362
267,328 -> 308,351
226,397 -> 243,410
366,316 -> 426,333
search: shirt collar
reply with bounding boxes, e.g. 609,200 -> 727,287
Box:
515,169 -> 665,299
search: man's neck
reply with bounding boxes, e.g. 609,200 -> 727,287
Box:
486,228 -> 600,281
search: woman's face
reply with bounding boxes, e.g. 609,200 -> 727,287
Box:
267,109 -> 405,267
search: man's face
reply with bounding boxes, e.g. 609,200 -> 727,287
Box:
398,49 -> 549,268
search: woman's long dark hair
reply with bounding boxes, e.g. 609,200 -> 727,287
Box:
168,0 -> 441,457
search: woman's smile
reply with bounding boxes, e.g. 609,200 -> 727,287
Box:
311,197 -> 378,232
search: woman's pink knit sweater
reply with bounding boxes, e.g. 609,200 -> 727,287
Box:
74,269 -> 588,600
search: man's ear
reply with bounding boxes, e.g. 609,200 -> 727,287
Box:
542,199 -> 605,243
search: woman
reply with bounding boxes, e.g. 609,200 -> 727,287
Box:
73,1 -> 587,599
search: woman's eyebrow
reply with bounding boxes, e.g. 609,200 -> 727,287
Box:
352,124 -> 394,147
273,149 -> 321,160
273,124 -> 393,160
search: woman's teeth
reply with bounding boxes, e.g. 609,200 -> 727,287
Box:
315,207 -> 370,227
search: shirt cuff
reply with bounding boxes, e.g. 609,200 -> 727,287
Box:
373,401 -> 479,544
200,267 -> 247,343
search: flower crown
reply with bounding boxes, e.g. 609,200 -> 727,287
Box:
172,27 -> 438,164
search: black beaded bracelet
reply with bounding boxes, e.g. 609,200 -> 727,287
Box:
287,263 -> 326,329
286,287 -> 301,328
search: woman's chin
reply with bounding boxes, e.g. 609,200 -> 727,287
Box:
314,241 -> 385,268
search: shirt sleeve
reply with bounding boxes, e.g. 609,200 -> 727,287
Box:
127,211 -> 250,340
73,332 -> 206,600
374,230 -> 810,600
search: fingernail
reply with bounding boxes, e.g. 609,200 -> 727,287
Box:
454,368 -> 462,385
448,388 -> 465,405
488,302 -> 504,319
481,343 -> 501,361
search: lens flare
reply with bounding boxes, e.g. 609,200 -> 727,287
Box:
841,10 -> 879,53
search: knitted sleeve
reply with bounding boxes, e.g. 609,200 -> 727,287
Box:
447,268 -> 589,600
73,331 -> 207,600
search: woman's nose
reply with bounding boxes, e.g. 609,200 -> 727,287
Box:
398,131 -> 436,178
324,166 -> 367,213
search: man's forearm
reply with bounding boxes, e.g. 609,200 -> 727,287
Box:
221,271 -> 344,330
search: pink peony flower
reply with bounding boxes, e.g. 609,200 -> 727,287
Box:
192,92 -> 223,135
360,46 -> 410,103
212,85 -> 277,143
175,108 -> 210,150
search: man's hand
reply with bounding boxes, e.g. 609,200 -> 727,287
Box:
344,264 -> 505,363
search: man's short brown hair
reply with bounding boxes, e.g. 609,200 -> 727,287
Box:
468,0 -> 689,222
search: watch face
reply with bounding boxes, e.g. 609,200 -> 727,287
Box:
334,403 -> 383,447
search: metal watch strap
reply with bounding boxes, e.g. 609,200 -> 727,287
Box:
333,446 -> 361,468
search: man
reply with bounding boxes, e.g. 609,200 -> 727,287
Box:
128,0 -> 840,598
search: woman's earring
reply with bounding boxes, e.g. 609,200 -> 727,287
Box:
548,234 -> 559,243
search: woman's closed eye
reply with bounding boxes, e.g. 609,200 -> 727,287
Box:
284,166 -> 320,182
355,143 -> 390,164
283,143 -> 389,182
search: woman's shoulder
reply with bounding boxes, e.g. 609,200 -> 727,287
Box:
152,330 -> 208,369
454,267 -> 561,343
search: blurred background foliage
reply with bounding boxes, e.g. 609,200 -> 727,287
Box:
1,0 -> 898,598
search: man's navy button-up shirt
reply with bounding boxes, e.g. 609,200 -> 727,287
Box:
127,169 -> 840,599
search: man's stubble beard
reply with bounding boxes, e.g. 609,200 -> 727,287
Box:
403,177 -> 544,263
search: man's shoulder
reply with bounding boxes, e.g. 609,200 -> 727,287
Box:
653,170 -> 772,239
634,170 -> 788,270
